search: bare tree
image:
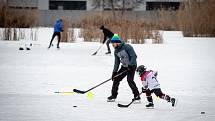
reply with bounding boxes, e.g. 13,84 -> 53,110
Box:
110,0 -> 116,18
92,0 -> 145,18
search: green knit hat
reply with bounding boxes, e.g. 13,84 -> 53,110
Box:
111,34 -> 121,43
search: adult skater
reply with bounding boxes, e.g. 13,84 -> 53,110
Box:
48,19 -> 64,49
100,25 -> 114,54
107,34 -> 140,102
136,65 -> 176,108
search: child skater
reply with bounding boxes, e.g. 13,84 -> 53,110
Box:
136,65 -> 176,108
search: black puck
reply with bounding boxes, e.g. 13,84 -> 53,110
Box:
73,106 -> 77,107
201,111 -> 205,114
19,47 -> 24,50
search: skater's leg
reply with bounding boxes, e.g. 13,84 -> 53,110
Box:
110,67 -> 127,98
153,88 -> 176,107
106,38 -> 111,53
153,88 -> 170,102
145,89 -> 154,107
127,66 -> 139,98
146,89 -> 153,103
49,32 -> 57,48
57,32 -> 61,48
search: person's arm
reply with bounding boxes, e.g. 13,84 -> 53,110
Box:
112,52 -> 120,81
60,22 -> 64,32
113,52 -> 120,72
141,76 -> 148,89
125,44 -> 137,66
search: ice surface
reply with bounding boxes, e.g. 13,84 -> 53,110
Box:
0,31 -> 215,121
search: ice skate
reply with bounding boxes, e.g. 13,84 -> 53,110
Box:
107,95 -> 116,102
171,98 -> 176,107
105,51 -> 111,54
132,96 -> 141,104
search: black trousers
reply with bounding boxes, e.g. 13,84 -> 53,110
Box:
145,88 -> 170,103
111,66 -> 139,98
106,38 -> 111,52
49,32 -> 61,47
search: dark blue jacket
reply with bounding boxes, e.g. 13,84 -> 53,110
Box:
54,19 -> 63,32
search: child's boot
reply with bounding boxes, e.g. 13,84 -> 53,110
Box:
146,102 -> 154,108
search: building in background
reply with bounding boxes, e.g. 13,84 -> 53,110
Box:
5,0 -> 182,11
5,0 -> 93,10
4,0 -> 183,26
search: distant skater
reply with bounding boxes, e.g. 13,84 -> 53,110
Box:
48,19 -> 64,49
100,25 -> 114,54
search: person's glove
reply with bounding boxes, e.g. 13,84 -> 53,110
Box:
112,72 -> 118,81
154,71 -> 158,77
142,87 -> 146,93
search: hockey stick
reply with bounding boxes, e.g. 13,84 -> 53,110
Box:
73,70 -> 127,94
92,44 -> 104,55
54,91 -> 74,94
118,92 -> 144,108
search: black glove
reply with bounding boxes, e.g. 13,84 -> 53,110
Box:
154,71 -> 158,77
112,72 -> 118,81
142,87 -> 146,93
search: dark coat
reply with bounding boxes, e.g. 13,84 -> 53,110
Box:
113,41 -> 137,72
100,26 -> 114,43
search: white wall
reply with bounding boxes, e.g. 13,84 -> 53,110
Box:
146,0 -> 183,2
134,1 -> 146,11
38,0 -> 49,10
7,0 -> 38,8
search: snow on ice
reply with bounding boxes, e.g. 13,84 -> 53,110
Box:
0,29 -> 215,121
